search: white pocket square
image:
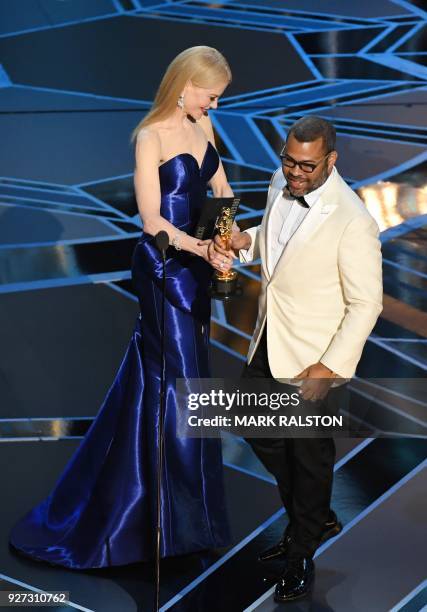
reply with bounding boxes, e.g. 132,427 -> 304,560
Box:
321,205 -> 333,214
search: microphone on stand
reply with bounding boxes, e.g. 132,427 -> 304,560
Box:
155,230 -> 169,260
153,230 -> 169,612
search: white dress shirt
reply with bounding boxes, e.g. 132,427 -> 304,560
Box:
267,167 -> 336,275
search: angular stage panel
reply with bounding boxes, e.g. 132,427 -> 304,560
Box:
0,281 -> 250,421
356,337 -> 426,378
218,162 -> 273,184
84,176 -> 138,217
312,55 -> 424,81
388,157 -> 427,186
0,284 -> 138,419
330,134 -> 425,182
235,189 -> 274,211
379,339 -> 427,367
253,462 -> 427,611
0,0 -> 117,36
398,53 -> 427,67
295,26 -> 385,54
150,4 -> 344,32
229,81 -> 392,113
0,204 -> 120,244
383,273 -> 427,315
381,222 -> 427,320
228,0 -> 411,19
0,86 -> 145,112
0,110 -> 141,184
0,236 -> 137,284
161,439 -> 427,611
317,87 -> 427,128
0,439 -> 281,612
394,22 -> 427,53
369,24 -> 419,52
0,183 -> 104,206
0,16 -> 313,100
213,113 -> 277,169
374,317 -> 426,340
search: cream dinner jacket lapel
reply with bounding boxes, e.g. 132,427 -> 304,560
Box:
258,171 -> 284,281
264,172 -> 339,279
262,190 -> 285,280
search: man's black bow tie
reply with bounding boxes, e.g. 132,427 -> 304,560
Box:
283,186 -> 309,208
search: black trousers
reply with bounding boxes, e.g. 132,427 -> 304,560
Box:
243,327 -> 341,558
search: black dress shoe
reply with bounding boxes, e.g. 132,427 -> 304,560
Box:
274,555 -> 315,602
258,530 -> 291,562
258,510 -> 342,562
321,510 -> 342,544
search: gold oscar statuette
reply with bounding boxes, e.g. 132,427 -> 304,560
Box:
210,206 -> 242,300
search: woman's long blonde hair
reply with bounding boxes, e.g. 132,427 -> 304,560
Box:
131,46 -> 231,141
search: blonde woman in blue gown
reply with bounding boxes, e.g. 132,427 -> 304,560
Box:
10,46 -> 235,568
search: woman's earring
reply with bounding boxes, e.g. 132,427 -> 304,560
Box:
177,94 -> 184,109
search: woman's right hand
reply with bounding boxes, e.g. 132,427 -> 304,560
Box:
197,239 -> 234,272
195,239 -> 212,262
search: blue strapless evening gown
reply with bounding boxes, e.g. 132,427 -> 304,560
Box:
9,141 -> 231,569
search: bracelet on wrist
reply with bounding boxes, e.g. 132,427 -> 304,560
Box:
171,230 -> 186,251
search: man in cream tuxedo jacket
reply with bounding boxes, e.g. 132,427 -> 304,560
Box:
211,116 -> 383,602
240,145 -> 382,384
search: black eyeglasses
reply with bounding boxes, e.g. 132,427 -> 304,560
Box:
280,151 -> 330,174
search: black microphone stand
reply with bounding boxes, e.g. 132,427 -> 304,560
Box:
154,231 -> 169,612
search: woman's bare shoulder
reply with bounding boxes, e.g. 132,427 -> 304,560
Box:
135,125 -> 162,146
134,128 -> 163,171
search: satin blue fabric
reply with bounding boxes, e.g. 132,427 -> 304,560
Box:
9,141 -> 231,569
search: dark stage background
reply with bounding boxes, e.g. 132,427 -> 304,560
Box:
0,1 -> 426,610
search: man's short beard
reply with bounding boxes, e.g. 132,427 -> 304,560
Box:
308,164 -> 330,193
